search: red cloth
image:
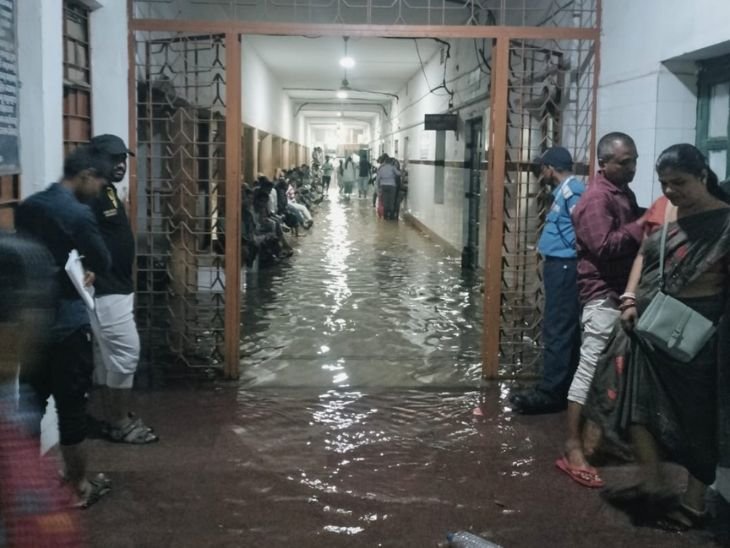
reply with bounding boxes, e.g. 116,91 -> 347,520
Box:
377,193 -> 384,219
572,172 -> 643,305
643,195 -> 670,236
0,401 -> 84,547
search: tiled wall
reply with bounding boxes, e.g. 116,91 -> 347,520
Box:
598,0 -> 730,206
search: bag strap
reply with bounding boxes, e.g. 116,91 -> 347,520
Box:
658,201 -> 673,290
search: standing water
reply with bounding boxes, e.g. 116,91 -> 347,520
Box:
88,192 -> 700,547
240,195 -> 483,388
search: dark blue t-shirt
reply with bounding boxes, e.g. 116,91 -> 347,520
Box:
15,183 -> 110,341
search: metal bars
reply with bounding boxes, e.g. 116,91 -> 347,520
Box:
129,1 -> 600,380
484,34 -> 596,378
133,0 -> 597,28
134,31 -> 233,373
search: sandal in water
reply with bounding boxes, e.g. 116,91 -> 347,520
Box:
106,416 -> 159,445
74,473 -> 112,510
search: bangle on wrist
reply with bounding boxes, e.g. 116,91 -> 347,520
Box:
619,292 -> 636,301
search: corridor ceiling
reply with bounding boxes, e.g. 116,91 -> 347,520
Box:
246,35 -> 441,116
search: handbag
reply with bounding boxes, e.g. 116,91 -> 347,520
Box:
635,214 -> 716,362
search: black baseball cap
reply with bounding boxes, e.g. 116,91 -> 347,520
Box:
90,134 -> 135,157
538,146 -> 573,171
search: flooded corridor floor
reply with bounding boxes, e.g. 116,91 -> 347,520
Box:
87,196 -> 728,547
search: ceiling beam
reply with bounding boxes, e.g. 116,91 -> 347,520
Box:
131,20 -> 599,41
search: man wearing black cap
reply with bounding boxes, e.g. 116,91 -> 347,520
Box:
88,134 -> 157,444
510,146 -> 585,414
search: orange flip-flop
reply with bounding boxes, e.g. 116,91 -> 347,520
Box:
555,456 -> 604,488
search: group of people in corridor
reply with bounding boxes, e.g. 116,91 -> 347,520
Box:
511,133 -> 730,531
1,129 -> 729,542
322,152 -> 406,220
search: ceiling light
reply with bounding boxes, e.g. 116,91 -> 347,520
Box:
336,89 -> 348,99
337,111 -> 343,117
339,56 -> 355,69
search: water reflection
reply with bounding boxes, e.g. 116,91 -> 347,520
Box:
240,197 -> 483,388
236,197 -> 500,541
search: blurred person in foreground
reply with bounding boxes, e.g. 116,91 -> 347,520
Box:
15,146 -> 113,508
585,144 -> 730,531
0,233 -> 85,546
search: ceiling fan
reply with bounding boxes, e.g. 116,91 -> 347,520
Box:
283,37 -> 400,102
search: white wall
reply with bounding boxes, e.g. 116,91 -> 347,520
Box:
598,0 -> 730,206
18,0 -> 63,196
18,0 -> 128,198
375,39 -> 489,260
241,37 -> 302,143
90,0 -> 130,198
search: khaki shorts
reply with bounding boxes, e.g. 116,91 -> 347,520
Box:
568,298 -> 620,405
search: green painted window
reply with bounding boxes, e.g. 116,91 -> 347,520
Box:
697,55 -> 730,180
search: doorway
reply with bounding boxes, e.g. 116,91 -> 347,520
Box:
462,117 -> 483,270
128,13 -> 599,380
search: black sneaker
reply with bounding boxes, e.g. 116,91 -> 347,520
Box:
509,390 -> 567,415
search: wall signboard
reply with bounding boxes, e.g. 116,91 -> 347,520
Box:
0,0 -> 19,175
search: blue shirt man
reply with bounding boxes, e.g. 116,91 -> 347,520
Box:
511,146 -> 584,414
538,174 -> 585,258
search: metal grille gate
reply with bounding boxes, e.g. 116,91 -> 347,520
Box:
496,35 -> 596,377
134,32 -> 234,373
129,1 -> 599,380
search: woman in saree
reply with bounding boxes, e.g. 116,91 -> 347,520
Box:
584,143 -> 730,530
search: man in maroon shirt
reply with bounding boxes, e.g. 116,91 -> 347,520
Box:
556,132 -> 645,488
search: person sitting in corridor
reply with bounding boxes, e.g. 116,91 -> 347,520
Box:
510,147 -> 585,415
286,176 -> 314,230
252,187 -> 294,264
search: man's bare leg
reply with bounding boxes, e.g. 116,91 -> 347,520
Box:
60,443 -> 91,497
565,401 -> 589,468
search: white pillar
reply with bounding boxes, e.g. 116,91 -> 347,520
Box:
90,0 -> 130,197
17,0 -> 63,197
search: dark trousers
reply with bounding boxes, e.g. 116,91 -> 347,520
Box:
20,327 -> 93,446
381,185 -> 397,219
538,257 -> 581,399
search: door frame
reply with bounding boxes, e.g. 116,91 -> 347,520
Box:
127,0 -> 602,380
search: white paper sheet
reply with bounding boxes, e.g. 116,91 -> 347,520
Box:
64,249 -> 95,310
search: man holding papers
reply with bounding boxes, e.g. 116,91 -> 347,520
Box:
15,146 -> 113,509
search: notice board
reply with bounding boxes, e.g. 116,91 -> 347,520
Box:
0,0 -> 19,175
